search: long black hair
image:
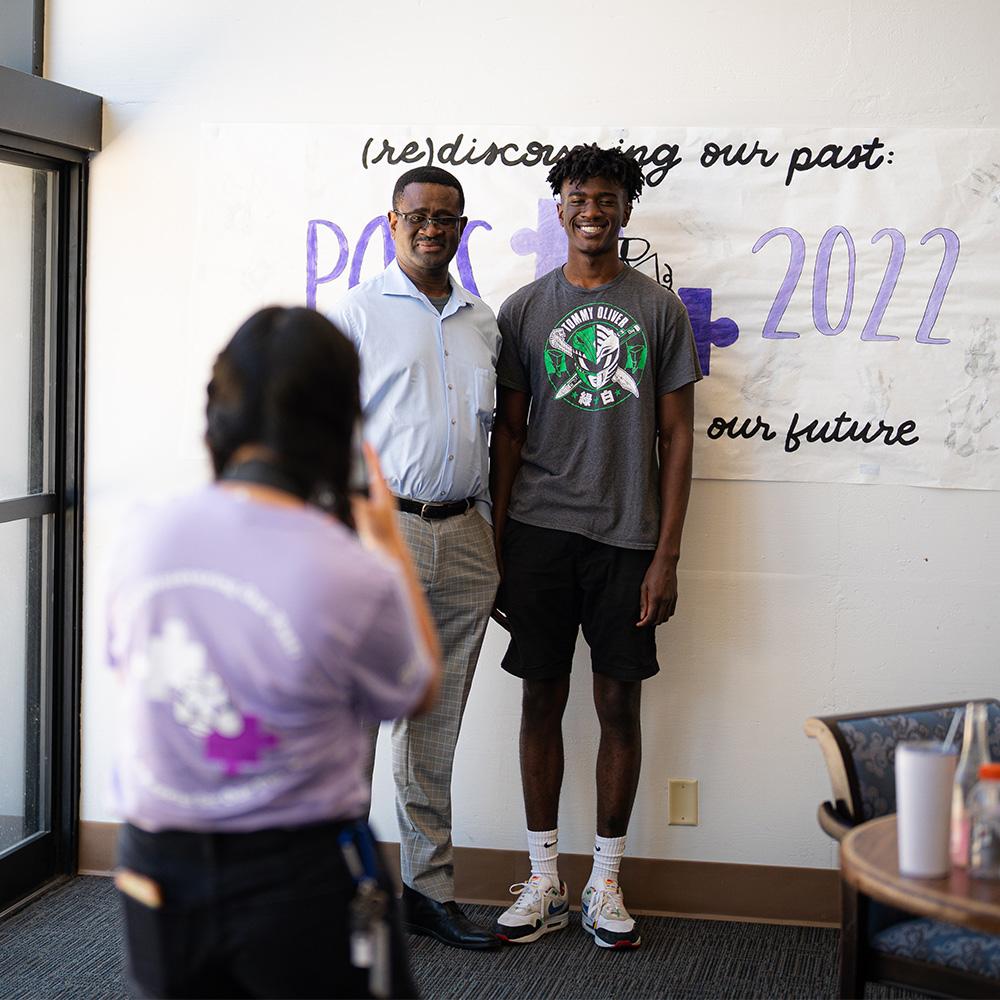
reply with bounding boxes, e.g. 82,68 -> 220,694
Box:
205,307 -> 360,515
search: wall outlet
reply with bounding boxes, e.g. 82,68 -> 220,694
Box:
668,778 -> 698,826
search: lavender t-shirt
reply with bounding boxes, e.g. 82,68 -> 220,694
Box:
107,486 -> 431,833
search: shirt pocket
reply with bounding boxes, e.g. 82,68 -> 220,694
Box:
474,366 -> 496,431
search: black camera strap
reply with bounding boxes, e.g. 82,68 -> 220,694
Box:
221,459 -> 310,501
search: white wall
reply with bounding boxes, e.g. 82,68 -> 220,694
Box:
47,0 -> 1000,869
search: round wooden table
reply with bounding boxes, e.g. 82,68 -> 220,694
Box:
841,814 -> 1000,935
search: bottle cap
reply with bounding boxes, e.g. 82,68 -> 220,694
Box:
978,763 -> 1000,780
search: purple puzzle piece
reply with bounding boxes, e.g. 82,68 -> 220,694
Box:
205,715 -> 279,777
511,199 -> 568,279
677,287 -> 739,376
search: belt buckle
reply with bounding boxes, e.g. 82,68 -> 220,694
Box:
419,502 -> 433,520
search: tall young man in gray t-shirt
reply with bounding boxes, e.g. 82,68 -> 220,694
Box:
490,144 -> 701,949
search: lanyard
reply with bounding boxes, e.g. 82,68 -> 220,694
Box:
221,458 -> 310,500
337,820 -> 381,884
338,821 -> 390,998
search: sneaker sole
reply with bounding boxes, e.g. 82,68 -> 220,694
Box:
496,910 -> 569,945
582,918 -> 641,950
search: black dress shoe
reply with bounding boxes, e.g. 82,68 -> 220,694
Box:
401,885 -> 499,950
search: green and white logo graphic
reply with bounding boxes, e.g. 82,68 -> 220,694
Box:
544,303 -> 648,411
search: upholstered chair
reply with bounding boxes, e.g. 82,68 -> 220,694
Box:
806,700 -> 1000,998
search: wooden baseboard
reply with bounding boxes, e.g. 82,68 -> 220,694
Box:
79,820 -> 121,876
79,821 -> 838,925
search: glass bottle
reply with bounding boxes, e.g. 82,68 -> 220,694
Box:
950,702 -> 991,867
968,763 -> 1000,879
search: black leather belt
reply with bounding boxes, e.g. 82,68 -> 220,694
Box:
395,496 -> 475,520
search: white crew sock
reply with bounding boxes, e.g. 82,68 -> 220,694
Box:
527,828 -> 559,880
587,833 -> 626,889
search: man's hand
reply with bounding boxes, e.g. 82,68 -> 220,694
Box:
640,385 -> 694,628
490,525 -> 509,629
490,596 -> 510,632
637,553 -> 679,627
489,385 -> 529,633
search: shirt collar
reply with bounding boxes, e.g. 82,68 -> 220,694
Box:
382,258 -> 473,310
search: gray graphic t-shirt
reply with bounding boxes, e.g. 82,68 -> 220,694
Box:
497,266 -> 702,550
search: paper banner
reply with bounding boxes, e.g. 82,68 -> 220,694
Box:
195,125 -> 1000,490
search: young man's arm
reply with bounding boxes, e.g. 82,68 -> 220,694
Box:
489,385 -> 530,575
637,382 -> 695,627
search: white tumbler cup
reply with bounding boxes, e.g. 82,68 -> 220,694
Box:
895,740 -> 958,878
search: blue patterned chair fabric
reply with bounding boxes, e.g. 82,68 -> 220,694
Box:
838,704 -> 1000,822
874,918 -> 1000,980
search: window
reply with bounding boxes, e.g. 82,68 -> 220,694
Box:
0,160 -> 55,863
0,65 -> 99,911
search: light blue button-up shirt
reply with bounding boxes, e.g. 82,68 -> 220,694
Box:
329,260 -> 501,512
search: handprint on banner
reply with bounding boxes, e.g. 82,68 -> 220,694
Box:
945,319 -> 1000,458
965,163 -> 1000,209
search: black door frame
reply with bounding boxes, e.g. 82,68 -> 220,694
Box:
0,66 -> 100,911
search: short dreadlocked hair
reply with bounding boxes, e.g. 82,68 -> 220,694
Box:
546,143 -> 644,204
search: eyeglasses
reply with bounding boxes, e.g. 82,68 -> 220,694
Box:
392,211 -> 462,231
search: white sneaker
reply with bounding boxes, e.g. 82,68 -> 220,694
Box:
494,874 -> 570,944
581,879 -> 641,949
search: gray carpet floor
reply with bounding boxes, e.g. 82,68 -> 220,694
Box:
0,877 -> 923,999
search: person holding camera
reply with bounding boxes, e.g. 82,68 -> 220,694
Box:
108,306 -> 439,998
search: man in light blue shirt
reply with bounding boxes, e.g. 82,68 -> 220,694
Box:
329,166 -> 501,950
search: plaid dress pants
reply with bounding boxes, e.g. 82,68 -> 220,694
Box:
372,507 -> 498,902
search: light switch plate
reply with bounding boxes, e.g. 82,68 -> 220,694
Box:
668,778 -> 698,826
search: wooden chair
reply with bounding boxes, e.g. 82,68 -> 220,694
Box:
806,700 -> 1000,998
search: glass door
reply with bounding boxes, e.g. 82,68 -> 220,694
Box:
0,153 -> 66,908
0,63 -> 97,912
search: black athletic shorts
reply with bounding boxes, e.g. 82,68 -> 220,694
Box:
499,519 -> 659,682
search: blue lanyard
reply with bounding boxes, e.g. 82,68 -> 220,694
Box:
338,821 -> 380,885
